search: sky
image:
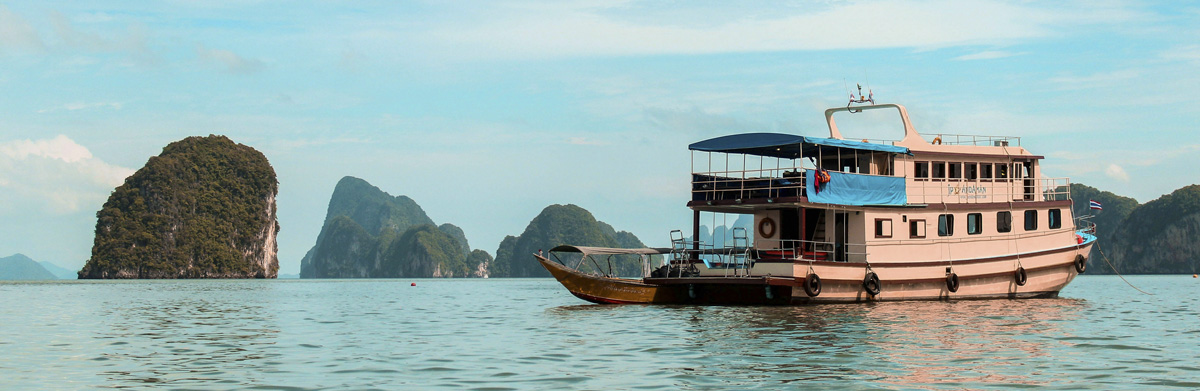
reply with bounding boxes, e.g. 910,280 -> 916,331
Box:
1,0 -> 1198,274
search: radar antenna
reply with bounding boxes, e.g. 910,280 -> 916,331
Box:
846,83 -> 875,112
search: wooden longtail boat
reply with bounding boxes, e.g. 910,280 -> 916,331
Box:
537,98 -> 1096,305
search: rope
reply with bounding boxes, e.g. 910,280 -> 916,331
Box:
1094,242 -> 1153,295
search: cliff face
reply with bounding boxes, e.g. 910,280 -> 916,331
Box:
1100,185 -> 1200,274
79,135 -> 279,279
491,204 -> 654,278
300,176 -> 491,278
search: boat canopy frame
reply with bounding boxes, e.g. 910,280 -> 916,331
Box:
687,133 -> 911,159
547,245 -> 671,279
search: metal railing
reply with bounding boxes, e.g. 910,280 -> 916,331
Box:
929,134 -> 1022,147
754,238 -> 869,263
908,177 -> 1070,205
691,169 -> 806,202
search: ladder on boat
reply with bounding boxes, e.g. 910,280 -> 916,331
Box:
723,227 -> 752,277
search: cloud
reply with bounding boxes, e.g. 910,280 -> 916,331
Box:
196,44 -> 264,74
566,137 -> 607,146
1104,163 -> 1129,182
1048,70 -> 1141,85
421,0 -> 1137,60
0,135 -> 134,214
49,10 -> 152,59
0,5 -> 44,52
37,101 -> 123,114
1161,45 -> 1200,62
954,50 -> 1025,61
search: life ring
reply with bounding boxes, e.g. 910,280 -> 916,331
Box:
758,217 -> 777,239
1015,267 -> 1027,286
946,272 -> 960,293
804,273 -> 822,297
862,272 -> 881,296
1074,255 -> 1087,273
932,136 -> 942,145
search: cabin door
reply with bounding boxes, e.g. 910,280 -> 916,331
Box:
834,212 -> 848,263
779,208 -> 800,250
1022,161 -> 1035,201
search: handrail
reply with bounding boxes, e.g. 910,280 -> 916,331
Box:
907,177 -> 1070,205
929,134 -> 1021,147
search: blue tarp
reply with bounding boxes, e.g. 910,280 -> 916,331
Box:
806,169 -> 907,206
688,132 -> 911,159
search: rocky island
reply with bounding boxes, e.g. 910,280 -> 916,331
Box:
491,204 -> 654,278
300,176 -> 491,278
78,135 -> 279,279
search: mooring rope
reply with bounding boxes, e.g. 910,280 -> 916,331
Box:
1094,242 -> 1153,295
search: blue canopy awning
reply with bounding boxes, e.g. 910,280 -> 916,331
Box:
688,133 -> 911,158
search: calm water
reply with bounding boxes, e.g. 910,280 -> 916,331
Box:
1,276 -> 1198,390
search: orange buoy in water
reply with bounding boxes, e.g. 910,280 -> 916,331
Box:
1193,274 -> 1197,278
411,282 -> 417,286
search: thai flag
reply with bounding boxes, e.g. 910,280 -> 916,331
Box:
1089,200 -> 1103,210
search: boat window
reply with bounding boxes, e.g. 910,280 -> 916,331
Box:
997,211 -> 1012,233
1024,210 -> 1038,231
1012,163 -> 1026,179
915,161 -> 930,179
965,163 -> 978,180
981,164 -> 993,179
910,219 -> 926,238
1049,209 -> 1062,229
967,213 -> 982,235
875,219 -> 893,238
948,163 -> 962,180
932,162 -> 946,179
938,214 -> 954,236
996,163 -> 1009,180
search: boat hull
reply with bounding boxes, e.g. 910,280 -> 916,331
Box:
536,241 -> 1092,305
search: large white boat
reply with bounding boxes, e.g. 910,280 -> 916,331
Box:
536,98 -> 1096,304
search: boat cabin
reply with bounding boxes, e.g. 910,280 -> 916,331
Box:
681,103 -> 1074,271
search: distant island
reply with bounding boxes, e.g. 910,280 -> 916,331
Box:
492,204 -> 654,278
300,176 -> 491,278
78,135 -> 280,279
0,254 -> 58,280
299,177 -> 654,278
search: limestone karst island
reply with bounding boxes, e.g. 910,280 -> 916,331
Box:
78,135 -> 279,279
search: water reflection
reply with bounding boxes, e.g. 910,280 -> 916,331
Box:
93,281 -> 280,388
641,298 -> 1089,388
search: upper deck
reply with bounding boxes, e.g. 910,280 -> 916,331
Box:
688,103 -> 1070,211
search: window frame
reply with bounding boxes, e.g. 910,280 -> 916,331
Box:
1049,209 -> 1062,229
997,211 -> 1012,233
875,218 -> 893,238
932,161 -> 947,181
910,219 -> 927,238
980,163 -> 993,180
938,214 -> 955,237
1024,210 -> 1038,231
967,213 -> 983,235
914,161 -> 930,180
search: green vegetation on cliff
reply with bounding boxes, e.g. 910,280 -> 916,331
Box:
300,176 -> 490,278
79,135 -> 279,279
1070,183 -> 1138,243
1100,185 -> 1200,274
491,204 -> 653,278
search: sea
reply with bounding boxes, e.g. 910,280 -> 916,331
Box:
1,276 -> 1197,390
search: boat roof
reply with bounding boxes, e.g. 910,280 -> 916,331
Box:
548,245 -> 671,256
688,132 -> 911,159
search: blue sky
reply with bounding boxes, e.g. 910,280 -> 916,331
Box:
1,1 -> 1197,274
